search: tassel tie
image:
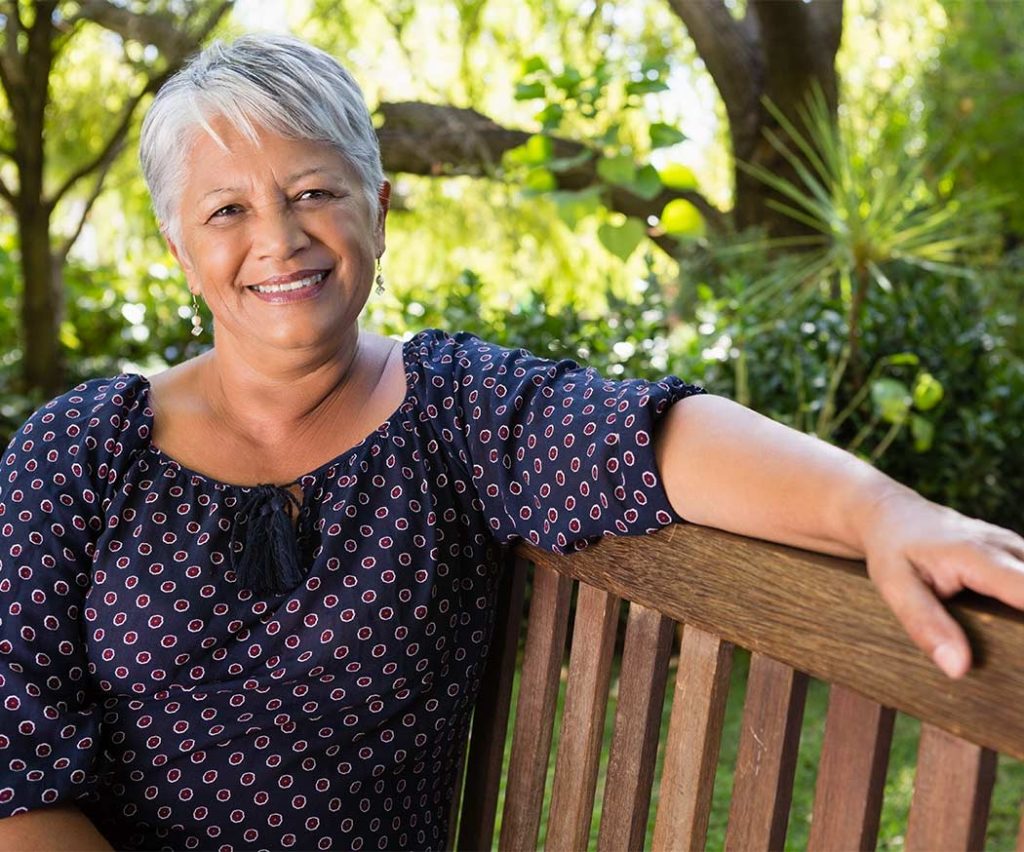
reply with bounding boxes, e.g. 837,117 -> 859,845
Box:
229,484 -> 306,595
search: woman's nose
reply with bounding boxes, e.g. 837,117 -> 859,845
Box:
253,201 -> 310,259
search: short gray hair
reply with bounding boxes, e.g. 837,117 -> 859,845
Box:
140,34 -> 384,241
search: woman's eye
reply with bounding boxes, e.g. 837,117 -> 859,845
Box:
209,204 -> 242,220
297,189 -> 332,202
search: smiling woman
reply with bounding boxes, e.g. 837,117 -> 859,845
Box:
2,32 -> 1023,852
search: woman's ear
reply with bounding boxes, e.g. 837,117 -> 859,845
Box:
163,227 -> 196,278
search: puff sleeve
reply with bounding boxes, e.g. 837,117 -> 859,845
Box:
411,331 -> 705,552
0,376 -> 144,817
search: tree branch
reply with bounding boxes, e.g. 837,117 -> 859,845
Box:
376,101 -> 730,242
665,0 -> 763,127
73,0 -> 233,62
72,1 -> 193,59
0,171 -> 15,206
0,0 -> 22,99
56,153 -> 118,262
47,0 -> 231,209
46,87 -> 147,208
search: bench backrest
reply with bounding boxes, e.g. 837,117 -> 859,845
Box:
451,524 -> 1024,850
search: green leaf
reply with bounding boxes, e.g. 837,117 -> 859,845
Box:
523,167 -> 557,193
626,78 -> 669,96
871,378 -> 912,425
596,154 -> 637,186
552,66 -> 582,94
520,56 -> 548,75
650,122 -> 686,149
912,372 -> 945,411
597,218 -> 647,261
514,81 -> 546,100
629,164 -> 662,200
535,103 -> 564,130
552,187 -> 603,228
885,352 -> 921,367
660,199 -> 705,237
911,415 -> 935,452
658,163 -> 698,191
503,134 -> 553,168
547,149 -> 594,174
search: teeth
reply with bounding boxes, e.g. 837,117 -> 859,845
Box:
252,272 -> 325,293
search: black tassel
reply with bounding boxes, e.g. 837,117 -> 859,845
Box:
229,484 -> 305,595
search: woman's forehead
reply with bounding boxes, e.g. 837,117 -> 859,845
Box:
181,123 -> 354,194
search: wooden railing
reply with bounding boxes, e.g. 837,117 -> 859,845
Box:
452,524 -> 1024,850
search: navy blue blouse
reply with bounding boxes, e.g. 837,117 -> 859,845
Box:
0,330 -> 703,850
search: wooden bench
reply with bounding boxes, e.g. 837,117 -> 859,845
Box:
450,524 -> 1024,851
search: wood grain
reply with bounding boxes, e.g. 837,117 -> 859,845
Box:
905,723 -> 996,851
597,603 -> 675,852
725,654 -> 808,851
652,625 -> 734,852
808,685 -> 895,851
498,564 -> 573,851
546,583 -> 620,852
518,524 -> 1024,759
456,557 -> 528,851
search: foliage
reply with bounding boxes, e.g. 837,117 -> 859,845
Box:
923,0 -> 1024,236
674,257 -> 1024,534
734,85 -> 1004,380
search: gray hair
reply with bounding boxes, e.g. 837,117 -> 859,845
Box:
140,33 -> 384,241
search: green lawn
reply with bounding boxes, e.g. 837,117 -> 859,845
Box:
482,645 -> 1023,850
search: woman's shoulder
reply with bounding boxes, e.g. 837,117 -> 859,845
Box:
3,373 -> 153,498
405,328 -> 564,376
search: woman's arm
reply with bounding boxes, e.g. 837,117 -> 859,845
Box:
0,805 -> 113,851
654,393 -> 1024,679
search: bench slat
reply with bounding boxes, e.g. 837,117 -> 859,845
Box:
546,583 -> 620,852
808,685 -> 895,851
726,654 -> 809,851
456,557 -> 528,851
905,723 -> 997,851
498,564 -> 574,852
652,625 -> 734,852
519,526 -> 1024,761
597,603 -> 675,852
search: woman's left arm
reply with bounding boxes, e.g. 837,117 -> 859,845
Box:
654,393 -> 1024,679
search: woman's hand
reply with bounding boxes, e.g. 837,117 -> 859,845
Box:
656,393 -> 1024,679
859,491 -> 1024,678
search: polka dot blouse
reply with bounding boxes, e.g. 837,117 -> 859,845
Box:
0,330 -> 703,850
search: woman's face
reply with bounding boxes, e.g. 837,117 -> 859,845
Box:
168,119 -> 389,353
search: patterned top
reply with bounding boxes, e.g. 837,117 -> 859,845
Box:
0,330 -> 703,851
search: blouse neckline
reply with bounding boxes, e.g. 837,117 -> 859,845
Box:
130,334 -> 422,491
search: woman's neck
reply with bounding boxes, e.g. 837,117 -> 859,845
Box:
197,328 -> 365,450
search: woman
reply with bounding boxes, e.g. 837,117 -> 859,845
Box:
1,33 -> 1022,852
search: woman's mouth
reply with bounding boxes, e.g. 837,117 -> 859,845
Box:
247,271 -> 328,303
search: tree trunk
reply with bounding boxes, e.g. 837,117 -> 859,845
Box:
16,204 -> 63,397
669,0 -> 843,238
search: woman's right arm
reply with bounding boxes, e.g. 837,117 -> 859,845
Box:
0,805 -> 113,850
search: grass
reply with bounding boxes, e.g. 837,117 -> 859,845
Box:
477,640 -> 1024,850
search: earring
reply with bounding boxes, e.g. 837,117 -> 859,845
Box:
375,259 -> 385,295
190,292 -> 203,337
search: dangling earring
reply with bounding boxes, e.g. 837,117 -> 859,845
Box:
375,258 -> 385,295
190,292 -> 203,337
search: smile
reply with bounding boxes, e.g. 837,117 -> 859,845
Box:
250,271 -> 327,293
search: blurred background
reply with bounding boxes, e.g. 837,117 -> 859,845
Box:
0,0 -> 1021,537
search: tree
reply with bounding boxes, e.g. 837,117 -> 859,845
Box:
0,0 -> 231,396
4,0 -> 845,398
371,0 -> 844,241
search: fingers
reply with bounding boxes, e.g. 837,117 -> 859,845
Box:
871,557 -> 971,679
961,547 -> 1024,610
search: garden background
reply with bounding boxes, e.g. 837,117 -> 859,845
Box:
1,0 -> 1022,847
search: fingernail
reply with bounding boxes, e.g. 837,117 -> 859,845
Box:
934,643 -> 965,679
